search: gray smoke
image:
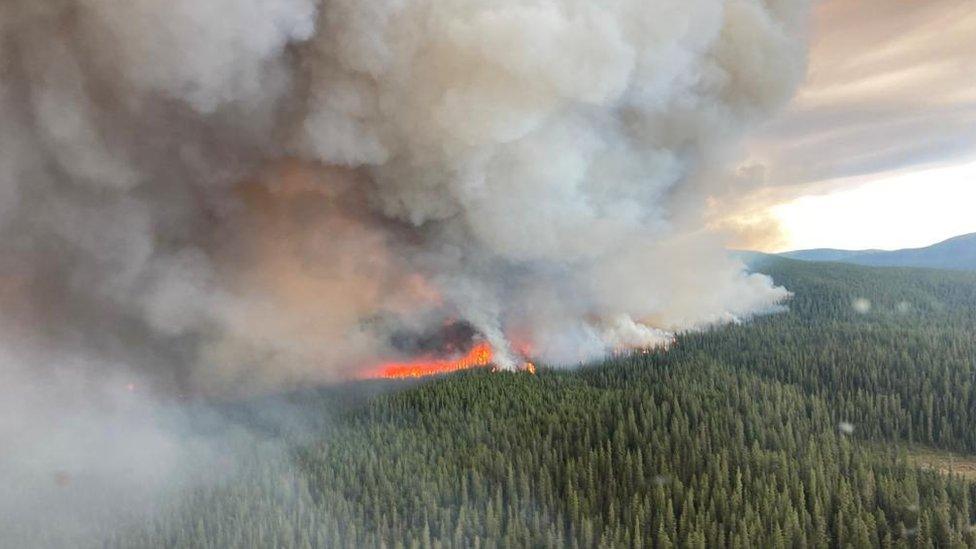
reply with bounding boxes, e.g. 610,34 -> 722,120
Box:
0,0 -> 807,389
1,0 -> 810,543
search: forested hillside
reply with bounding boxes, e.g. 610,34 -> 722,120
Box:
18,258 -> 976,548
781,232 -> 976,271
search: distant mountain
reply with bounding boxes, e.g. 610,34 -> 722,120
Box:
781,232 -> 976,271
779,248 -> 885,262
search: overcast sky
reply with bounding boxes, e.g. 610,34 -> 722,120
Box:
746,0 -> 976,251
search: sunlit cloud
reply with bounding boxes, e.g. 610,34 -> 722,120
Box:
743,0 -> 976,251
769,161 -> 976,252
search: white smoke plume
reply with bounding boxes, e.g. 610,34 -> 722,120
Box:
0,0 -> 808,386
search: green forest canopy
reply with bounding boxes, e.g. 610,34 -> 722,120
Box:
20,258 -> 976,548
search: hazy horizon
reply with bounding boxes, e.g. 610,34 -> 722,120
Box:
770,228 -> 974,254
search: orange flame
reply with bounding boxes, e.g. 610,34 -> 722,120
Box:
370,342 -> 494,379
365,342 -> 538,379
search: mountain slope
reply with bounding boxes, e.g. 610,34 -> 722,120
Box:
782,232 -> 976,270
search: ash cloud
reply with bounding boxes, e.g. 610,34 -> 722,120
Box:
1,0 -> 809,542
0,0 -> 809,387
0,0 -> 811,382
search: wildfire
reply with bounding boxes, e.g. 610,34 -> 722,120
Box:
366,342 -> 537,379
370,342 -> 494,379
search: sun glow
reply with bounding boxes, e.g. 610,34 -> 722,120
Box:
770,160 -> 976,252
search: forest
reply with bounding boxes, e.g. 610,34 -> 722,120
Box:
15,257 -> 976,548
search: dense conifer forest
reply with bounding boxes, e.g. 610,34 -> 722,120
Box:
17,258 -> 976,547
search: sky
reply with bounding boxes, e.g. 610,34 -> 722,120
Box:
746,0 -> 976,252
772,160 -> 976,251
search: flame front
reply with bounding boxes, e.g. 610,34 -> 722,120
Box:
366,342 -> 538,379
369,342 -> 494,379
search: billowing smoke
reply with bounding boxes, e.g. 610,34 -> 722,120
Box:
0,0 -> 809,389
1,0 -> 809,542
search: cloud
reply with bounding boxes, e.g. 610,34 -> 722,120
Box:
747,0 -> 976,189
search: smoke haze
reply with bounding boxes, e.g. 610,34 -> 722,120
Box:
0,0 -> 808,543
0,0 -> 808,387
